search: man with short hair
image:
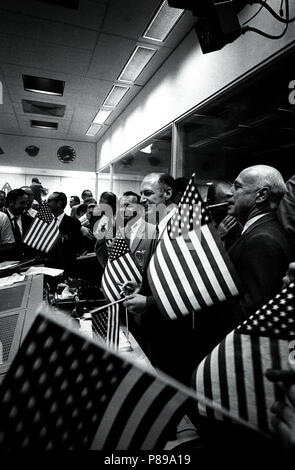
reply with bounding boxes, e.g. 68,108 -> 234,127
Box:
69,195 -> 80,209
122,173 -> 198,384
46,192 -> 83,276
226,164 -> 293,323
0,211 -> 16,261
20,186 -> 38,217
4,189 -> 36,259
0,190 -> 5,211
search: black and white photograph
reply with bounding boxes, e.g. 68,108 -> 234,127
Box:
0,0 -> 294,462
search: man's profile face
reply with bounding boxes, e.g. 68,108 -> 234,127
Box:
228,169 -> 260,223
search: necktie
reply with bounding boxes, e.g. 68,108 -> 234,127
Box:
12,216 -> 22,243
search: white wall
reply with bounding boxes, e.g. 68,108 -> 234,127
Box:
0,166 -> 96,213
97,1 -> 295,169
0,134 -> 96,172
0,134 -> 96,204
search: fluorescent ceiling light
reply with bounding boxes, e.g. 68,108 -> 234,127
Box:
143,0 -> 184,42
23,75 -> 64,96
93,109 -> 112,125
140,144 -> 152,154
86,124 -> 102,136
103,85 -> 129,108
118,46 -> 157,83
31,120 -> 58,129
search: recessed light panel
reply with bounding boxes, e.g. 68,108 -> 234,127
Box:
143,0 -> 184,42
103,85 -> 129,108
23,75 -> 65,96
118,46 -> 157,83
93,109 -> 112,125
31,120 -> 58,130
86,124 -> 102,136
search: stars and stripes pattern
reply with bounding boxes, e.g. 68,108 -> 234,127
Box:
23,201 -> 59,253
101,231 -> 142,302
0,312 -> 192,450
92,303 -> 120,351
147,174 -> 240,320
194,282 -> 295,434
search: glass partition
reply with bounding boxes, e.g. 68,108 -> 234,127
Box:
177,49 -> 295,185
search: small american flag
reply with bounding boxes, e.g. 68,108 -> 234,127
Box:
23,201 -> 59,253
147,174 -> 240,320
0,312 -> 193,450
92,303 -> 120,351
102,231 -> 142,302
194,282 -> 295,434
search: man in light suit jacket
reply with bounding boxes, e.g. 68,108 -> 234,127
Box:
95,191 -> 155,272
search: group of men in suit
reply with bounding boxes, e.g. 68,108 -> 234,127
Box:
116,166 -> 294,386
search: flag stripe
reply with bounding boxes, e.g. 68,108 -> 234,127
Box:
23,203 -> 59,254
250,335 -> 268,431
90,367 -> 147,449
209,345 -> 223,420
148,254 -> 178,320
203,353 -> 215,420
175,236 -> 213,308
189,229 -> 226,303
186,233 -> 221,306
218,337 -> 230,418
121,254 -> 142,284
202,225 -> 239,296
101,231 -> 142,303
152,249 -> 184,318
260,337 -> 279,431
224,332 -> 239,418
141,392 -> 189,450
101,274 -> 117,302
240,335 -> 257,426
116,380 -> 166,449
158,238 -> 195,314
104,373 -> 155,449
233,332 -> 248,421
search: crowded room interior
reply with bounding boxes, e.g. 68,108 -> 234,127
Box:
0,0 -> 295,458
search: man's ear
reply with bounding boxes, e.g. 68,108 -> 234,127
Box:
256,187 -> 269,204
164,186 -> 173,202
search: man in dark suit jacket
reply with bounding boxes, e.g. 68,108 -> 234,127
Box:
278,174 -> 295,241
4,188 -> 37,260
223,165 -> 294,330
46,192 -> 83,277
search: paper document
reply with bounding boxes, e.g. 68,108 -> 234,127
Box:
24,266 -> 64,277
0,273 -> 26,287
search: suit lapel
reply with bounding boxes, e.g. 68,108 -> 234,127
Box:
130,218 -> 145,252
229,213 -> 275,253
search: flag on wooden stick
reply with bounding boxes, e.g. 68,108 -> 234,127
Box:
102,230 -> 142,302
23,201 -> 59,253
92,303 -> 120,351
147,174 -> 240,320
194,282 -> 295,434
0,311 -> 268,450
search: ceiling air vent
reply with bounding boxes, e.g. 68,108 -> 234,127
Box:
22,100 -> 66,117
